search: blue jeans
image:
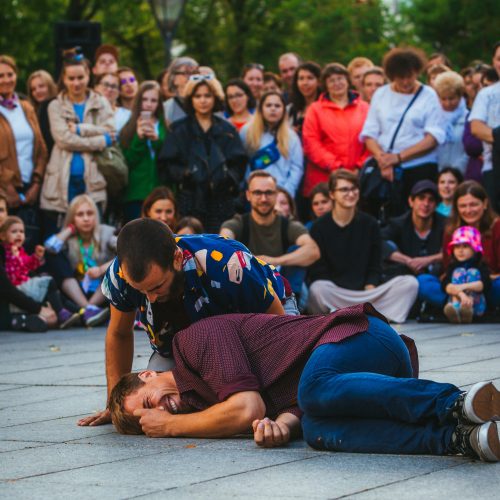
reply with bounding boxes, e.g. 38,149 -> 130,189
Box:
298,316 -> 461,455
419,273 -> 500,309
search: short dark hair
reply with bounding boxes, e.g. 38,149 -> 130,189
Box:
321,63 -> 350,89
224,78 -> 256,116
438,167 -> 464,185
482,67 -> 499,85
109,373 -> 145,435
117,219 -> 177,282
383,47 -> 427,80
328,169 -> 359,193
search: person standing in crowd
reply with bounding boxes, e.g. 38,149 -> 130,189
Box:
94,72 -> 131,135
469,43 -> 500,212
307,169 -> 419,323
436,167 -> 463,217
44,194 -> 116,327
26,70 -> 57,112
162,57 -> 199,126
381,180 -> 446,280
241,91 -> 303,198
302,63 -> 369,198
361,47 -> 446,205
92,44 -> 119,78
418,181 -> 500,311
224,79 -> 255,132
159,75 -> 247,233
157,68 -> 172,102
141,186 -> 178,232
263,72 -> 283,94
287,61 -> 321,136
39,48 -> 115,236
0,55 -> 47,250
118,67 -> 139,111
426,64 -> 451,89
461,67 -> 477,109
347,56 -> 374,95
361,67 -> 386,103
278,52 -> 301,98
434,71 -> 468,174
120,81 -> 166,223
242,63 -> 265,102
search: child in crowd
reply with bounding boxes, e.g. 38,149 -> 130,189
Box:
442,226 -> 490,323
0,217 -> 80,329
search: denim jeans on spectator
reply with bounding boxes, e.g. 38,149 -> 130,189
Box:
419,273 -> 500,309
298,316 -> 461,455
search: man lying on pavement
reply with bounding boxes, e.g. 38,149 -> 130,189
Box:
108,305 -> 500,461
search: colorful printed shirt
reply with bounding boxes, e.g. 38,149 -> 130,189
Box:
101,234 -> 287,356
2,243 -> 43,286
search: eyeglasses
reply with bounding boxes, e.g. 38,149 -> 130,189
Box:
334,186 -> 359,194
245,63 -> 264,71
226,92 -> 246,100
249,190 -> 277,198
101,82 -> 119,90
120,76 -> 136,85
189,74 -> 214,82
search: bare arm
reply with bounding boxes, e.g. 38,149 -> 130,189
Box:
470,120 -> 493,143
446,281 -> 484,295
134,391 -> 266,438
78,305 -> 135,426
265,293 -> 285,315
219,227 -> 235,239
259,234 -> 320,267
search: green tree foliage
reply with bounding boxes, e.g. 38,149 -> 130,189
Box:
399,0 -> 500,68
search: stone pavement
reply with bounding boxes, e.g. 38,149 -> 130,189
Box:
1,320 -> 500,499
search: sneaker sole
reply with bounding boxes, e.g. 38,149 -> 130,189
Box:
85,308 -> 110,327
477,422 -> 500,462
444,303 -> 461,323
460,304 -> 473,324
466,382 -> 500,424
60,312 -> 82,330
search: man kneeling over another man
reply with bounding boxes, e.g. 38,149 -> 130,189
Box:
108,305 -> 500,462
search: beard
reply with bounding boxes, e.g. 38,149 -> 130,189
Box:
157,269 -> 185,303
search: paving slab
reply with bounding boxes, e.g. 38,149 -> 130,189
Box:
1,321 -> 500,499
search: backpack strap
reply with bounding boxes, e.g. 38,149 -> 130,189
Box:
280,216 -> 290,253
241,213 -> 250,249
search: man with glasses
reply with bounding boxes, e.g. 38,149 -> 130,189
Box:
78,217 -> 298,428
307,169 -> 419,323
220,170 -> 320,303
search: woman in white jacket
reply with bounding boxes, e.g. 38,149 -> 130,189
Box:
240,91 -> 303,197
40,48 -> 115,235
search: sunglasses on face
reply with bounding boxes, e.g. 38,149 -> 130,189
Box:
120,76 -> 136,85
101,82 -> 119,90
245,63 -> 264,71
189,74 -> 214,82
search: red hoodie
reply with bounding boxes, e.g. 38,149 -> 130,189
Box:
302,92 -> 369,196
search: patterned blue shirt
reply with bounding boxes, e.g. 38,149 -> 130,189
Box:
101,234 -> 287,356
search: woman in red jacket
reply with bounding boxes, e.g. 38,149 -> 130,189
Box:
301,63 -> 369,197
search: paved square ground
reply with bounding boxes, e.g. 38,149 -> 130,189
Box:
1,320 -> 499,499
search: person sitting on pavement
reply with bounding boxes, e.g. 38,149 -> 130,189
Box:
305,183 -> 333,230
220,170 -> 320,300
0,192 -> 57,332
381,180 -> 446,281
436,167 -> 463,217
78,217 -> 298,428
44,194 -> 116,327
108,306 -> 500,463
307,169 -> 419,323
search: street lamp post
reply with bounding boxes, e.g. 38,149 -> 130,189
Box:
148,0 -> 187,66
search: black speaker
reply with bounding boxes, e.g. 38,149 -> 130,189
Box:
54,21 -> 101,78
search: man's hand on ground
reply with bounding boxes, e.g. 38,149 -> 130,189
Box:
252,417 -> 290,447
134,407 -> 172,437
77,408 -> 112,426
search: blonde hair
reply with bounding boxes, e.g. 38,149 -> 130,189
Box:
26,70 -> 58,107
64,194 -> 102,258
347,57 -> 374,75
245,91 -> 290,159
183,77 -> 225,101
434,71 -> 465,97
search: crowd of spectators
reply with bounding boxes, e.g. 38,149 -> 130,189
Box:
1,40 -> 500,331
